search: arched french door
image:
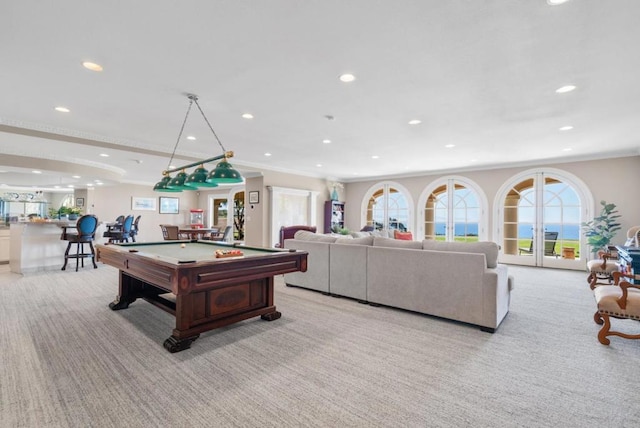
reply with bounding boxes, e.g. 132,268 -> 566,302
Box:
207,186 -> 245,242
496,168 -> 592,270
418,177 -> 488,242
361,182 -> 413,234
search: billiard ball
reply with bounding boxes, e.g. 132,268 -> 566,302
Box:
180,244 -> 186,248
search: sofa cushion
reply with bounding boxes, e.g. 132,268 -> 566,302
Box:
421,240 -> 499,268
335,235 -> 374,246
371,229 -> 395,238
373,236 -> 423,249
350,231 -> 372,238
394,230 -> 413,240
293,230 -> 338,243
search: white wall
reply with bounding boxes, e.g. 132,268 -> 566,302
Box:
92,184 -> 198,242
344,155 -> 640,246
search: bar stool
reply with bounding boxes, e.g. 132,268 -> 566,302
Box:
61,214 -> 99,271
130,215 -> 141,242
108,215 -> 134,243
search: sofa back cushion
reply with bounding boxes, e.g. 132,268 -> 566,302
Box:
335,235 -> 374,246
421,240 -> 499,268
373,236 -> 423,249
370,229 -> 395,238
350,231 -> 372,238
293,230 -> 338,243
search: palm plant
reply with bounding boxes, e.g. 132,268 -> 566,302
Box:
581,200 -> 621,255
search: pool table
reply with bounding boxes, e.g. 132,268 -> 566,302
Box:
96,240 -> 307,352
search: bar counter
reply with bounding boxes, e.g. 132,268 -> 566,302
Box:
8,221 -> 100,274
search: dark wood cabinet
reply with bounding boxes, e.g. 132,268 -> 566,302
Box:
324,200 -> 345,233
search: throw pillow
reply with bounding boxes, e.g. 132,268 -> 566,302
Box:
394,230 -> 413,240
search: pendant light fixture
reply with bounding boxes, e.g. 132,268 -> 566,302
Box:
153,94 -> 243,192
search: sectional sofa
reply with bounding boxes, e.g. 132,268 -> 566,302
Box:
283,231 -> 513,332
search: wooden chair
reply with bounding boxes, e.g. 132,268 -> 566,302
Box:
160,224 -> 181,240
586,250 -> 620,289
593,272 -> 640,345
61,214 -> 99,271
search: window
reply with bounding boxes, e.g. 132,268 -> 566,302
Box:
420,177 -> 487,242
496,168 -> 592,269
361,182 -> 412,232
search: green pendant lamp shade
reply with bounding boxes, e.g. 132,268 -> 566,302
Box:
153,175 -> 182,192
167,170 -> 195,191
185,165 -> 219,188
206,158 -> 243,184
152,95 -> 244,192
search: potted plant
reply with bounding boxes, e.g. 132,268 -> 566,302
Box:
58,206 -> 82,220
581,200 -> 622,255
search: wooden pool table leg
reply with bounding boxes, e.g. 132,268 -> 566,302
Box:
108,271 -> 142,310
261,310 -> 282,321
163,334 -> 200,353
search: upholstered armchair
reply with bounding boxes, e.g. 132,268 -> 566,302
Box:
593,272 -> 640,345
276,225 -> 317,248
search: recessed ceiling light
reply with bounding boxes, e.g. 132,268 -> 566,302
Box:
470,159 -> 478,162
86,183 -> 94,187
316,164 -> 322,167
339,73 -> 356,83
445,144 -> 455,148
547,0 -> 569,5
556,85 -> 576,93
32,170 -> 42,174
408,120 -> 421,125
54,106 -> 70,113
371,155 -> 380,159
67,185 -> 74,188
322,139 -> 331,144
264,153 -> 272,157
186,135 -> 196,140
72,175 -> 81,179
82,61 -> 103,72
242,113 -> 254,119
54,185 -> 60,189
96,182 -> 103,186
562,147 -> 573,152
559,126 -> 574,131
99,153 -> 109,157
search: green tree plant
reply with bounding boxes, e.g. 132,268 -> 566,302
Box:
581,200 -> 621,255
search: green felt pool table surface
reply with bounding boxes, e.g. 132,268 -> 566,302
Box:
112,240 -> 289,264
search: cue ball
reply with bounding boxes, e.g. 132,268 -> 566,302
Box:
180,244 -> 186,248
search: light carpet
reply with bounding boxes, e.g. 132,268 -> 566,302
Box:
1,265 -> 639,428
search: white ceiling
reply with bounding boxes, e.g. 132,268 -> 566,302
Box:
1,0 -> 639,191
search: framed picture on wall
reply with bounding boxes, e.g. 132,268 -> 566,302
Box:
131,197 -> 157,211
159,197 -> 179,214
249,191 -> 259,204
75,198 -> 84,208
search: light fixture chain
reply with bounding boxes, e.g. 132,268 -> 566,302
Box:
192,97 -> 228,154
166,97 -> 194,171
